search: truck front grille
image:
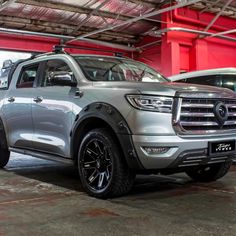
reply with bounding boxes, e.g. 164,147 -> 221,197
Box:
175,98 -> 236,134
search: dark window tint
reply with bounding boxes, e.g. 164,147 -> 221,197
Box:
17,64 -> 39,88
186,75 -> 221,87
41,59 -> 72,87
74,56 -> 167,83
221,75 -> 236,91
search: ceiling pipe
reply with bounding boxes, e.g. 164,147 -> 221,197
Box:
152,27 -> 236,43
66,0 -> 201,43
207,29 -> 236,38
0,27 -> 138,52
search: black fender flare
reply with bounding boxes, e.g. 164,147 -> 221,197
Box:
70,102 -> 144,170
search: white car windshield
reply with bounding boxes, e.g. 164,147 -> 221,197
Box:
74,56 -> 168,83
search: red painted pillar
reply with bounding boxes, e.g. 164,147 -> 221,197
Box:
190,39 -> 208,71
161,35 -> 180,76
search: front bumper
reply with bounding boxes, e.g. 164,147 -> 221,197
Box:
132,134 -> 236,169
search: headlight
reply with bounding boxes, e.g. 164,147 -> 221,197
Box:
126,95 -> 173,113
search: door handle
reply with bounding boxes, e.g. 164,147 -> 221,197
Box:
33,96 -> 43,103
75,90 -> 83,98
7,97 -> 15,103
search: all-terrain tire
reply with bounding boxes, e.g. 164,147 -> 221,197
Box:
78,128 -> 135,198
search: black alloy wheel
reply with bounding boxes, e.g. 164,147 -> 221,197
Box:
81,138 -> 113,192
78,128 -> 135,198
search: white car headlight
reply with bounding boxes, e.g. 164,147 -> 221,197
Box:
126,95 -> 173,113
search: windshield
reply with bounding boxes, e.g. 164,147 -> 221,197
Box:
74,56 -> 168,83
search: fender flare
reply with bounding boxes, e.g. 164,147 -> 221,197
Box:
71,102 -> 144,170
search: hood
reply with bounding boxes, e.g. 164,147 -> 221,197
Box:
92,81 -> 236,98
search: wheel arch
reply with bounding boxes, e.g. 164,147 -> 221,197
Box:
70,102 -> 144,170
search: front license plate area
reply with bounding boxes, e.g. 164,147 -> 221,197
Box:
209,140 -> 236,156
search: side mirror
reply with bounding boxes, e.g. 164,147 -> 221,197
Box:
2,60 -> 13,69
50,71 -> 77,87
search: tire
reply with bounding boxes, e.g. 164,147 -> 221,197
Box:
185,160 -> 232,182
0,149 -> 10,168
78,128 -> 135,198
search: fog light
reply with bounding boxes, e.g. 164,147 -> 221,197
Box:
142,146 -> 170,155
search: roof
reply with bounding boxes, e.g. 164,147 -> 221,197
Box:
169,67 -> 236,81
0,0 -> 235,50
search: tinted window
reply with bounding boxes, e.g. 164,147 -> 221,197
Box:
17,64 -> 39,88
74,56 -> 167,83
221,75 -> 236,91
41,59 -> 72,87
186,75 -> 221,87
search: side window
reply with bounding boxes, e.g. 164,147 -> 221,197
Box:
221,75 -> 236,91
41,59 -> 72,87
17,64 -> 39,88
186,75 -> 221,87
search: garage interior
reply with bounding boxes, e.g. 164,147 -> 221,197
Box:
0,0 -> 236,235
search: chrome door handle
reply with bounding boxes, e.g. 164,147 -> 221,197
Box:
33,96 -> 43,103
7,97 -> 15,102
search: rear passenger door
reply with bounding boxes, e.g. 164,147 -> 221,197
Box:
2,63 -> 40,149
31,59 -> 76,158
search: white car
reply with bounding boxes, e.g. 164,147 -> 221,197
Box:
169,68 -> 236,92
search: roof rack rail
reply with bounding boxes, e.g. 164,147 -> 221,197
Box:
52,44 -> 125,56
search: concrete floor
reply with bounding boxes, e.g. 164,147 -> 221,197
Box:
0,153 -> 236,236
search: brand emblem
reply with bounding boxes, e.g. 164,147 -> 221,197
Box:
213,102 -> 228,128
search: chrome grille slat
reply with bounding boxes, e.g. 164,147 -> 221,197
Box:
225,121 -> 236,125
181,112 -> 214,117
177,98 -> 236,133
181,104 -> 214,108
181,121 -> 218,126
227,105 -> 236,108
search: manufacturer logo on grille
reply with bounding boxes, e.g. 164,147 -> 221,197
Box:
213,102 -> 228,128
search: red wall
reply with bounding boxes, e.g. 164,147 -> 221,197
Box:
136,8 -> 236,77
0,33 -> 131,57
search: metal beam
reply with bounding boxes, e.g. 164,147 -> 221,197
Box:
199,0 -> 221,13
67,0 -> 201,43
71,0 -> 110,33
121,0 -> 164,9
0,14 -> 138,42
0,27 -> 138,52
203,0 -> 233,32
15,0 -> 156,25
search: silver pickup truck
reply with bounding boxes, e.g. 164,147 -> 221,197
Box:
0,51 -> 235,198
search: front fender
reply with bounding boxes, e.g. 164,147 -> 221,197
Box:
71,102 -> 144,170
